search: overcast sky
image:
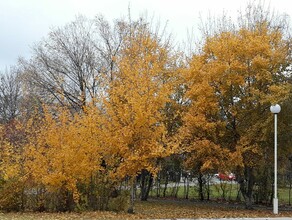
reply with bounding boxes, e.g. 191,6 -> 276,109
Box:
1,0 -> 292,71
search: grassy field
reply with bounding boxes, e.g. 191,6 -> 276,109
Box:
149,182 -> 292,204
149,182 -> 243,201
0,199 -> 291,219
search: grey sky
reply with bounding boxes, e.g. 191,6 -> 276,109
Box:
0,0 -> 292,71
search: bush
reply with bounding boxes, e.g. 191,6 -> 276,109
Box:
108,190 -> 130,212
0,179 -> 24,211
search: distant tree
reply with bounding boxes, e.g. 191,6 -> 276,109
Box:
0,69 -> 21,123
20,15 -> 126,111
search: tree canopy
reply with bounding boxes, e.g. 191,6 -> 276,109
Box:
0,2 -> 292,212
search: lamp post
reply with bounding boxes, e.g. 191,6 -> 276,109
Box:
270,104 -> 281,214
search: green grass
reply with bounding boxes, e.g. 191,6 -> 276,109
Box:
149,182 -> 240,200
149,182 -> 292,205
279,187 -> 292,204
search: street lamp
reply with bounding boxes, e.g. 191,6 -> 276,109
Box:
270,104 -> 281,214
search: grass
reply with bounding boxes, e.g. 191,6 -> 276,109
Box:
279,187 -> 292,204
149,181 -> 241,201
149,182 -> 292,204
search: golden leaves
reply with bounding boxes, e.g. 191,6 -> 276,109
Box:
0,14 -> 290,213
178,20 -> 291,175
23,106 -> 105,194
99,24 -> 177,178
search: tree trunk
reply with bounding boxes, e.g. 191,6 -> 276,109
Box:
184,176 -> 190,199
156,174 -> 161,197
198,173 -> 204,201
172,181 -> 179,198
289,181 -> 292,206
163,172 -> 169,197
206,177 -> 210,201
140,169 -> 153,201
238,167 -> 255,209
128,180 -> 135,214
88,175 -> 97,210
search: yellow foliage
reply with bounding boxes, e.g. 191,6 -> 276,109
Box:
100,24 -> 177,178
24,107 -> 105,194
179,21 -> 291,174
0,15 -> 290,212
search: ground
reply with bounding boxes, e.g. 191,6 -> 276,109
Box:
0,198 -> 291,219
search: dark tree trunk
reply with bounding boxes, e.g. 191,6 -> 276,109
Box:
198,173 -> 204,201
56,186 -> 75,212
184,176 -> 190,199
163,172 -> 169,197
156,174 -> 161,197
238,167 -> 255,209
140,169 -> 153,201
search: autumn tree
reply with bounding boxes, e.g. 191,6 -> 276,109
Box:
0,127 -> 22,210
2,1 -> 292,213
177,54 -> 234,201
22,105 -> 115,211
5,15 -> 181,212
100,16 -> 179,205
184,2 -> 292,208
0,115 -> 32,211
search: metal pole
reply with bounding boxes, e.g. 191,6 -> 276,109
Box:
273,113 -> 278,214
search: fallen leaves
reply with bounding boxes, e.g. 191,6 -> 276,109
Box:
0,199 -> 292,219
